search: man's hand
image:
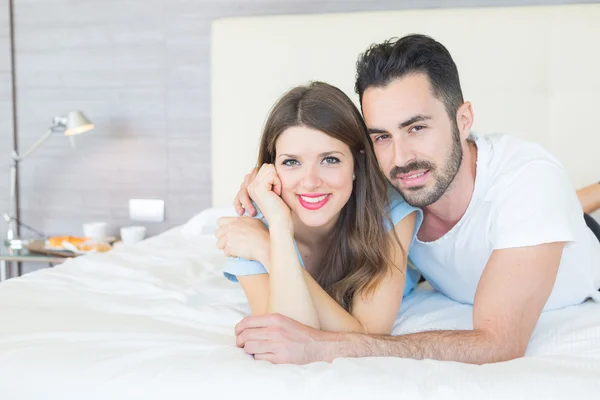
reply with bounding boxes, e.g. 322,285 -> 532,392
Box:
233,168 -> 259,217
235,313 -> 340,364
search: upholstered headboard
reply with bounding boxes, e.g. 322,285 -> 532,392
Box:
210,4 -> 600,206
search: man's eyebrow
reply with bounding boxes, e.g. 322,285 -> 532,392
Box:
368,115 -> 432,134
368,128 -> 388,134
399,115 -> 432,129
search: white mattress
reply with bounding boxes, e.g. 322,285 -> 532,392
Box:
0,209 -> 599,399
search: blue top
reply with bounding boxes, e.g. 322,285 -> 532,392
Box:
223,185 -> 423,297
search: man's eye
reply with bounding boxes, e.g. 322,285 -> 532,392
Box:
411,125 -> 426,133
282,159 -> 300,167
375,134 -> 391,142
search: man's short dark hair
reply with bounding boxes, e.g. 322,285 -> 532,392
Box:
355,34 -> 464,120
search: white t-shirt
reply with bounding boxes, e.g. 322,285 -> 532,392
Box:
409,133 -> 600,310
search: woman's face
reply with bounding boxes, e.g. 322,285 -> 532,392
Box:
274,126 -> 354,228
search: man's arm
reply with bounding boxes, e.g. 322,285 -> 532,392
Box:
236,241 -> 563,364
334,242 -> 563,363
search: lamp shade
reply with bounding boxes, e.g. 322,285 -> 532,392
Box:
64,111 -> 94,136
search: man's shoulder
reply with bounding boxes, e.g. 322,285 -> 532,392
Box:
478,133 -> 566,182
475,133 -> 573,208
481,133 -> 558,163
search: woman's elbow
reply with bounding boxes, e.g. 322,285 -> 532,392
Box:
356,322 -> 394,335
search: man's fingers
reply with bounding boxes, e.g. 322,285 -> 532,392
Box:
233,172 -> 253,216
238,191 -> 256,217
233,199 -> 244,216
253,352 -> 277,363
242,340 -> 277,356
236,327 -> 280,347
235,314 -> 285,336
239,172 -> 256,216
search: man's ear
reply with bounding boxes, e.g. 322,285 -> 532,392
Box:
456,101 -> 474,141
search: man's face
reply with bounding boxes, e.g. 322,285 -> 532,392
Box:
362,73 -> 462,207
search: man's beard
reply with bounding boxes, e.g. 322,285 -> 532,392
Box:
389,124 -> 463,207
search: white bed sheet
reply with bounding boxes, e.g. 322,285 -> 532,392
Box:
0,211 -> 599,399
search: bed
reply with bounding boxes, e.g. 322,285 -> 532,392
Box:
2,3 -> 600,399
0,211 -> 599,398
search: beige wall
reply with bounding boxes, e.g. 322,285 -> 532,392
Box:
0,0 -> 597,243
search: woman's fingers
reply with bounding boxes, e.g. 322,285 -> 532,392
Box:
253,164 -> 280,193
216,235 -> 227,250
272,174 -> 282,196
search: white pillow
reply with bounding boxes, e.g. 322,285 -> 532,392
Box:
181,206 -> 238,236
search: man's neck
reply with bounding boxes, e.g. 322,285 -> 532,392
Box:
418,139 -> 478,242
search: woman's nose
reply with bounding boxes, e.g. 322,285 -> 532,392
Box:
301,166 -> 322,190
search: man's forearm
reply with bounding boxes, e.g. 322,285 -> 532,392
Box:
330,329 -> 521,364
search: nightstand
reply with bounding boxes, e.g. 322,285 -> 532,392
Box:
0,242 -> 73,281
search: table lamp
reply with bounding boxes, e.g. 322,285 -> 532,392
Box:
4,111 -> 94,249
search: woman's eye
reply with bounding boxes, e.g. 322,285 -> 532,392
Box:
322,156 -> 340,165
282,159 -> 300,167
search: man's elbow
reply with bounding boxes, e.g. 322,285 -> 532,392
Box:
484,335 -> 528,363
488,346 -> 526,363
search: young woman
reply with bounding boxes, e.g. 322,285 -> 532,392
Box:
215,82 -> 423,335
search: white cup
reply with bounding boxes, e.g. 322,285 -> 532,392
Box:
120,226 -> 147,245
83,222 -> 108,242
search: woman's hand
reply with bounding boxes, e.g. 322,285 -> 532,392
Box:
216,216 -> 270,268
248,164 -> 292,229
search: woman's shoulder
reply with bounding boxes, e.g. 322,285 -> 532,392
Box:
386,183 -> 423,228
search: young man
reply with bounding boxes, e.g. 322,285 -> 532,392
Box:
230,34 -> 600,364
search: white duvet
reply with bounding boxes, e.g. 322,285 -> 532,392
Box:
1,209 -> 599,399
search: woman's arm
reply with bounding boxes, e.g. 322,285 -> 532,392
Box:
266,221 -> 320,329
234,224 -> 320,329
303,211 -> 416,334
236,228 -> 326,329
238,211 -> 416,334
230,163 -> 319,329
235,228 -> 320,328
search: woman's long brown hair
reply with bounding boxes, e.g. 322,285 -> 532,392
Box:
256,81 -> 403,312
